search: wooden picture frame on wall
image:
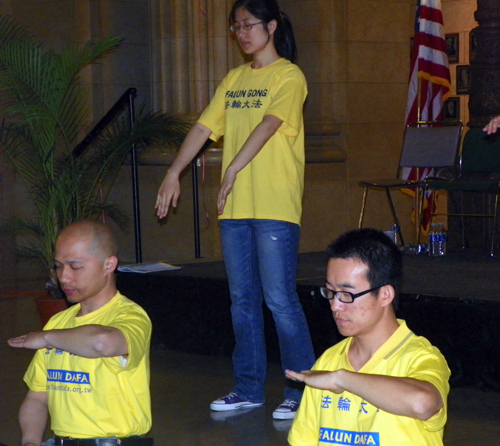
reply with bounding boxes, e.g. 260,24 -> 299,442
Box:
470,31 -> 477,62
446,33 -> 459,64
444,97 -> 460,120
456,65 -> 471,94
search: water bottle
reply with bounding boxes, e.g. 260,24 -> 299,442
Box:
428,223 -> 438,256
434,223 -> 442,256
391,224 -> 400,246
427,224 -> 434,256
437,223 -> 447,256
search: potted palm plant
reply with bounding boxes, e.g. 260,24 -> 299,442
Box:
0,16 -> 189,323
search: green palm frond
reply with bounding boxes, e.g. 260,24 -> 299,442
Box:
0,15 -> 34,44
0,16 -> 189,277
1,217 -> 48,267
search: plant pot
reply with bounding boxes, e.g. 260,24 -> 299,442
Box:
34,296 -> 69,327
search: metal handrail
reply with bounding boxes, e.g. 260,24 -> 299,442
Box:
72,88 -> 142,263
73,88 -> 137,157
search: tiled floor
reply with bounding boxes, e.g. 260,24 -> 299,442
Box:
2,296 -> 500,446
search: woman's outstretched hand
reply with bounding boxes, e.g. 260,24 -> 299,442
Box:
217,167 -> 237,215
156,171 -> 181,219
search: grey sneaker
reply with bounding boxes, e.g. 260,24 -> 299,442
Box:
210,392 -> 264,412
272,399 -> 299,420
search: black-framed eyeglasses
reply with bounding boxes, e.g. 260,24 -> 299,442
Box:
230,21 -> 265,33
319,284 -> 386,304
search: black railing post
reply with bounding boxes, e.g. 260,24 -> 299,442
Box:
192,158 -> 201,258
191,139 -> 213,259
72,87 -> 143,263
128,91 -> 142,263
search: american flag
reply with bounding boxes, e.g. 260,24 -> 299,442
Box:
403,0 -> 451,234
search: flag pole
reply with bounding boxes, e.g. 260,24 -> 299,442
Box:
415,76 -> 422,243
405,0 -> 450,245
417,76 -> 422,122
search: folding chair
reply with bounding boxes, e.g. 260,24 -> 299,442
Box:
358,121 -> 463,246
425,127 -> 500,256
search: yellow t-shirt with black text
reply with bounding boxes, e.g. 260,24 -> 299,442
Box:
198,57 -> 307,224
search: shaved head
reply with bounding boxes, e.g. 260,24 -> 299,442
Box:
57,219 -> 117,261
54,219 -> 119,306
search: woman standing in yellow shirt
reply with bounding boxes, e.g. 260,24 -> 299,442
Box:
156,0 -> 315,420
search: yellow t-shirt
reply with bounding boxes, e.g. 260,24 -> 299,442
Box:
198,57 -> 307,225
288,320 -> 450,446
24,292 -> 152,438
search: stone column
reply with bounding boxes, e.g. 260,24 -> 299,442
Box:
469,0 -> 500,127
150,0 -> 231,119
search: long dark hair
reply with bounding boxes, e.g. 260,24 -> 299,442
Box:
229,0 -> 297,62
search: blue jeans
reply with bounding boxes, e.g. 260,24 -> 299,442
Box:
220,219 -> 315,403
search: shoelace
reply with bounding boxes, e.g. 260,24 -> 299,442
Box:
280,399 -> 298,409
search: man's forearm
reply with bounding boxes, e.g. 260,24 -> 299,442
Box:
288,368 -> 444,421
42,325 -> 128,358
9,325 -> 128,357
20,392 -> 48,446
337,370 -> 443,420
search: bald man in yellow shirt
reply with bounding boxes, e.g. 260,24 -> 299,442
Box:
9,219 -> 152,446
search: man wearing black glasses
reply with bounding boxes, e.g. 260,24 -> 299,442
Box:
287,228 -> 450,446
